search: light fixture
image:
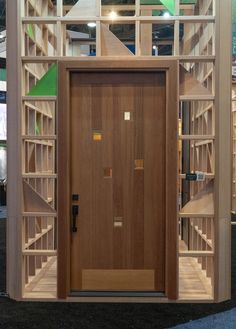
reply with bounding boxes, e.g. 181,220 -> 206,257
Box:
163,12 -> 170,18
0,33 -> 4,40
109,10 -> 118,20
87,22 -> 96,28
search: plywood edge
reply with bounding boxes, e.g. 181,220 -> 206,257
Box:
23,180 -> 55,213
101,23 -> 134,57
179,64 -> 211,96
180,180 -> 214,214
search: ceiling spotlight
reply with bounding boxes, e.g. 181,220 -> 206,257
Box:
109,10 -> 118,20
163,12 -> 171,18
87,22 -> 96,28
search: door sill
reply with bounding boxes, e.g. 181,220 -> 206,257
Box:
69,291 -> 166,298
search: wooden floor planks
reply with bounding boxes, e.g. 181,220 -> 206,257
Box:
23,250 -> 213,301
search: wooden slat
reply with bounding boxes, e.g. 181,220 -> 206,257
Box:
179,251 -> 214,257
22,250 -> 57,256
22,212 -> 57,217
22,16 -> 215,24
180,95 -> 215,101
179,135 -> 215,140
214,0 -> 232,302
21,55 -> 216,63
179,213 -> 214,218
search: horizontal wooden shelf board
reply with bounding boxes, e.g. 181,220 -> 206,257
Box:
21,56 -> 216,63
179,213 -> 214,218
22,16 -> 215,24
180,95 -> 215,101
179,251 -> 214,257
22,96 -> 57,101
22,173 -> 57,179
22,212 -> 57,217
22,250 -> 57,256
22,135 -> 56,141
179,135 -> 215,140
179,173 -> 214,179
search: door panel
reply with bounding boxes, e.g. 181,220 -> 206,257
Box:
70,72 -> 166,292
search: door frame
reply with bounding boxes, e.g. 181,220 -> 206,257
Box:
57,58 -> 179,300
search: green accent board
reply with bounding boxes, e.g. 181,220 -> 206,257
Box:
27,64 -> 57,96
160,0 -> 175,15
140,0 -> 197,15
0,69 -> 6,82
36,113 -> 41,135
140,0 -> 197,4
233,0 -> 236,22
27,24 -> 35,40
233,23 -> 236,55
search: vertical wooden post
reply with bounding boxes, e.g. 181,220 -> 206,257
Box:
96,0 -> 101,56
135,0 -> 140,56
214,0 -> 232,302
140,10 -> 152,56
57,0 -> 63,56
174,0 -> 180,56
6,0 -> 23,300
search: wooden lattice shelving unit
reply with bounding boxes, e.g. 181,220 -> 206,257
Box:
7,0 -> 232,302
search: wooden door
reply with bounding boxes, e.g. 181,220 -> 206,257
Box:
70,71 -> 167,293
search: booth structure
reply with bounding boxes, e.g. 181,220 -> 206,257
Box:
7,0 -> 232,302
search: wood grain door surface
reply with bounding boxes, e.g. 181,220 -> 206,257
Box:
70,71 -> 167,292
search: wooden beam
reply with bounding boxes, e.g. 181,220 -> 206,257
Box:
22,250 -> 57,256
214,0 -> 232,302
179,251 -> 214,257
7,0 -> 23,300
140,10 -> 152,56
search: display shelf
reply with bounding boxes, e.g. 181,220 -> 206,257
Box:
7,0 -> 232,302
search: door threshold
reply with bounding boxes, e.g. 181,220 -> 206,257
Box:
69,291 -> 166,298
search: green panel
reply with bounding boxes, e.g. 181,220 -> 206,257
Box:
233,23 -> 236,55
140,0 -> 197,4
160,0 -> 175,15
27,24 -> 35,40
0,69 -> 6,82
233,0 -> 236,22
140,0 -> 197,14
27,64 -> 57,96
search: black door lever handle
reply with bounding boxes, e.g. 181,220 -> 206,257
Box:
72,205 -> 79,233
